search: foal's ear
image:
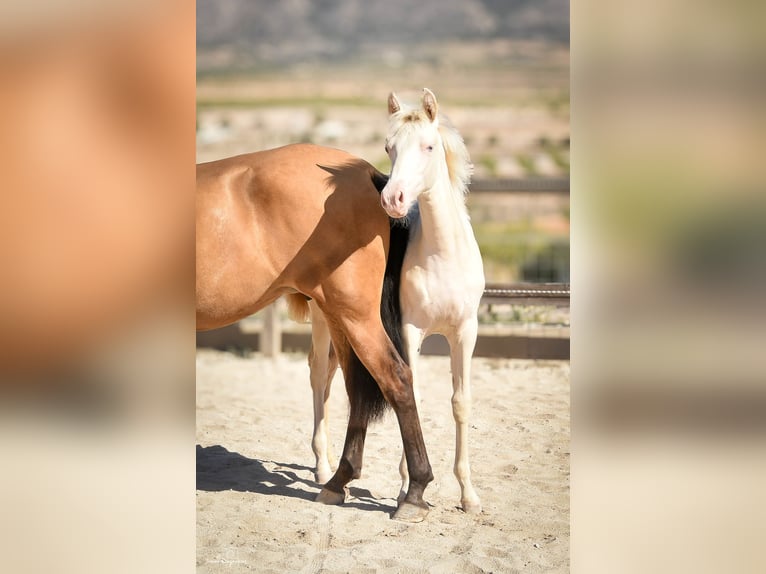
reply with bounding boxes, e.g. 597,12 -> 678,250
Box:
388,92 -> 401,115
422,88 -> 438,122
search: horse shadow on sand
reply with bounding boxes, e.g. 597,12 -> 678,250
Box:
196,445 -> 397,515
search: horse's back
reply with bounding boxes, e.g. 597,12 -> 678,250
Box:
197,143 -> 379,212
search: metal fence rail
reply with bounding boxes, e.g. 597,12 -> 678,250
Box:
483,282 -> 570,305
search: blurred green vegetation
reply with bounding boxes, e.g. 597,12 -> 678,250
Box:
478,154 -> 499,177
515,153 -> 538,176
473,219 -> 569,282
539,137 -> 570,173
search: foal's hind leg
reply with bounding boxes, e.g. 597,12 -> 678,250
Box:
308,301 -> 339,484
448,319 -> 482,514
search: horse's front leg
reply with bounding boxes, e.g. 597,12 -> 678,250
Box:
308,301 -> 338,484
448,318 -> 482,514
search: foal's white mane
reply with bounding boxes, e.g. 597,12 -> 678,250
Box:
388,106 -> 473,204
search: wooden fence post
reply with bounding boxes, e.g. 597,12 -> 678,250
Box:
261,302 -> 281,357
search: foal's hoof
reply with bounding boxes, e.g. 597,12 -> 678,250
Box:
315,468 -> 333,485
315,487 -> 345,506
392,501 -> 429,523
461,499 -> 483,515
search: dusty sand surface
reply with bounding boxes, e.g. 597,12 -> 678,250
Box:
197,349 -> 569,573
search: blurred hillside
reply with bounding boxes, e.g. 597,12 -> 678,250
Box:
197,0 -> 568,73
196,0 -> 569,170
196,1 -> 570,283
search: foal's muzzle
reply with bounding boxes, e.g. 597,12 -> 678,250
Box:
381,187 -> 407,219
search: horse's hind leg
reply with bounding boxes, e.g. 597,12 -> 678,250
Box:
307,300 -> 339,484
318,314 -> 433,522
448,319 -> 482,514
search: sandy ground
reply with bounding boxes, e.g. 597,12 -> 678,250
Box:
197,349 -> 569,573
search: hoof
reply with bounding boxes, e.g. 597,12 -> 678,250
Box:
315,487 -> 345,506
392,501 -> 429,523
315,468 -> 333,485
461,499 -> 482,514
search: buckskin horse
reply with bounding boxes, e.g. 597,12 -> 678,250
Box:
196,142 -> 432,522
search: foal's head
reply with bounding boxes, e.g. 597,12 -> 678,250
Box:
380,89 -> 448,219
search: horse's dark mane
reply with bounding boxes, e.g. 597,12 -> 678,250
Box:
371,169 -> 389,193
314,157 -> 411,423
343,165 -> 411,424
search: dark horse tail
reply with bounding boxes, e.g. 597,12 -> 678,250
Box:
345,171 -> 409,424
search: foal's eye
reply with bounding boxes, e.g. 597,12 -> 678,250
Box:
426,146 -> 434,152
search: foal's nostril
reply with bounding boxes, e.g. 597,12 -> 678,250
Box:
396,191 -> 404,206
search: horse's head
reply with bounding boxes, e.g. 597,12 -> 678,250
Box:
380,88 -> 445,219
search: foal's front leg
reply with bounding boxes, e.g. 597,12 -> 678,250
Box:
448,319 -> 482,514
